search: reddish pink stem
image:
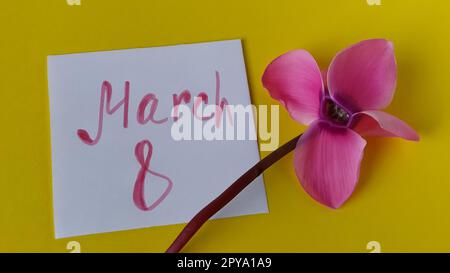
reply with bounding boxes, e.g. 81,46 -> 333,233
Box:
166,134 -> 302,253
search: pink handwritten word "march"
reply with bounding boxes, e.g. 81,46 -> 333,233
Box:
76,71 -> 229,211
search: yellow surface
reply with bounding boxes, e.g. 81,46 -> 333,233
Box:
0,0 -> 448,253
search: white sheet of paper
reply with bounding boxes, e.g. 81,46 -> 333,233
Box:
47,39 -> 268,238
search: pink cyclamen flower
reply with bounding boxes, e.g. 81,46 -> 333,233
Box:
262,39 -> 420,209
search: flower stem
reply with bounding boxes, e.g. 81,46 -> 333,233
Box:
166,134 -> 302,253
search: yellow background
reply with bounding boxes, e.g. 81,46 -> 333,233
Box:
0,0 -> 448,252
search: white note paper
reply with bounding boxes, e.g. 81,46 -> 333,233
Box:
47,40 -> 268,238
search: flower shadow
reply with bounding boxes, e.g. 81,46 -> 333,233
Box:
351,137 -> 393,200
389,44 -> 440,135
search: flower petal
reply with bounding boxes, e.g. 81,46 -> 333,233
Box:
328,39 -> 397,112
294,121 -> 366,209
262,50 -> 323,125
351,110 -> 420,141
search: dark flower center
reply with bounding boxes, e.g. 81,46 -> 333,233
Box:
323,98 -> 351,126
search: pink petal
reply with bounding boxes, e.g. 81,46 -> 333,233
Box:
262,50 -> 323,125
328,39 -> 397,112
294,121 -> 367,209
351,110 -> 420,141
